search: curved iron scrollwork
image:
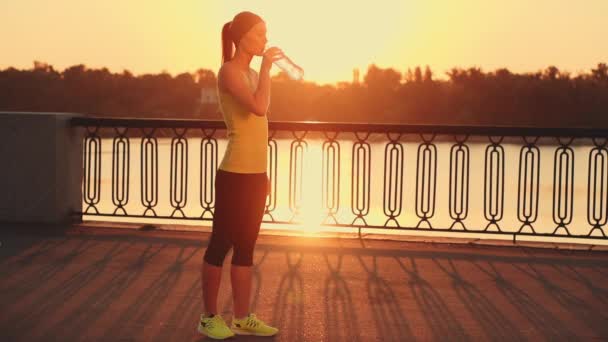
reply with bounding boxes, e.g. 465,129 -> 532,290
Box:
288,131 -> 308,223
351,132 -> 371,227
449,134 -> 470,230
322,131 -> 340,225
71,117 -> 608,243
516,136 -> 540,238
111,127 -> 130,215
415,133 -> 437,229
199,128 -> 218,220
552,137 -> 575,236
140,128 -> 158,217
483,136 -> 505,232
83,126 -> 101,214
587,138 -> 608,237
169,128 -> 188,218
383,132 -> 404,227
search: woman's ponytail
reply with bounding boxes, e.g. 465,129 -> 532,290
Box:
221,21 -> 233,65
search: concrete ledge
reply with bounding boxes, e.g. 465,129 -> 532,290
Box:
73,221 -> 608,253
0,112 -> 83,224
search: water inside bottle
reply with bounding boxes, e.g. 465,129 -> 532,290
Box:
265,42 -> 304,81
275,57 -> 303,81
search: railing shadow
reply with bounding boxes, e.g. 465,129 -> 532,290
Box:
513,262 -> 608,337
555,264 -> 608,306
1,231 -> 608,340
270,252 -> 305,342
433,258 -> 524,341
4,238 -> 131,341
48,243 -> 164,341
356,254 -> 415,341
473,261 -> 579,340
97,245 -> 198,341
0,234 -> 70,269
0,237 -> 95,314
0,236 -> 73,289
324,253 -> 361,342
394,256 -> 469,341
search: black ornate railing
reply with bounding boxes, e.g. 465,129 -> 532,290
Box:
71,117 -> 608,243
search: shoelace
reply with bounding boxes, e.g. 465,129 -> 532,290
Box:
203,315 -> 225,329
246,314 -> 262,328
202,319 -> 214,329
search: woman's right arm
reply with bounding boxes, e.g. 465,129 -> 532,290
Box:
218,47 -> 283,117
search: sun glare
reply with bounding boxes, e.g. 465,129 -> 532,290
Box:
220,1 -> 411,85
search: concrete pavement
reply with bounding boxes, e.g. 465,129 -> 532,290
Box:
1,224 -> 608,341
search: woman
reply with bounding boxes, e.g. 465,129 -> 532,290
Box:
197,11 -> 283,340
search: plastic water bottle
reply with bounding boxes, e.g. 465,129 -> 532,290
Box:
266,43 -> 304,81
274,56 -> 304,81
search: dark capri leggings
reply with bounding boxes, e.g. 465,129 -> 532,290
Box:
203,168 -> 269,267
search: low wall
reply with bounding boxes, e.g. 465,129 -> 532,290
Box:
0,112 -> 83,224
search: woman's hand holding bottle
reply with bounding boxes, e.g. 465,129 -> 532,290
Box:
261,45 -> 304,80
261,47 -> 284,72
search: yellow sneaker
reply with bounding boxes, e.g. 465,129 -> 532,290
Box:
230,313 -> 279,336
197,313 -> 235,340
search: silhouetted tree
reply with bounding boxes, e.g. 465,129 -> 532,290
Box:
423,66 -> 433,83
1,61 -> 607,127
414,66 -> 423,83
592,63 -> 608,83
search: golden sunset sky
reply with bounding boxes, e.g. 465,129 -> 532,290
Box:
1,0 -> 606,85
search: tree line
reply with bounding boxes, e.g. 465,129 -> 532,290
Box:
1,61 -> 607,127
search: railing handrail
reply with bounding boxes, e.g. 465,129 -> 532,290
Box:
70,116 -> 608,138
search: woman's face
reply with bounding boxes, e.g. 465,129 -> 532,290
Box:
239,22 -> 268,56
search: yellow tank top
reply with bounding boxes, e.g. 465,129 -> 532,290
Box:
217,68 -> 268,174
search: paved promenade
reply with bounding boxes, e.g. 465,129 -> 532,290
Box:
1,224 -> 607,341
